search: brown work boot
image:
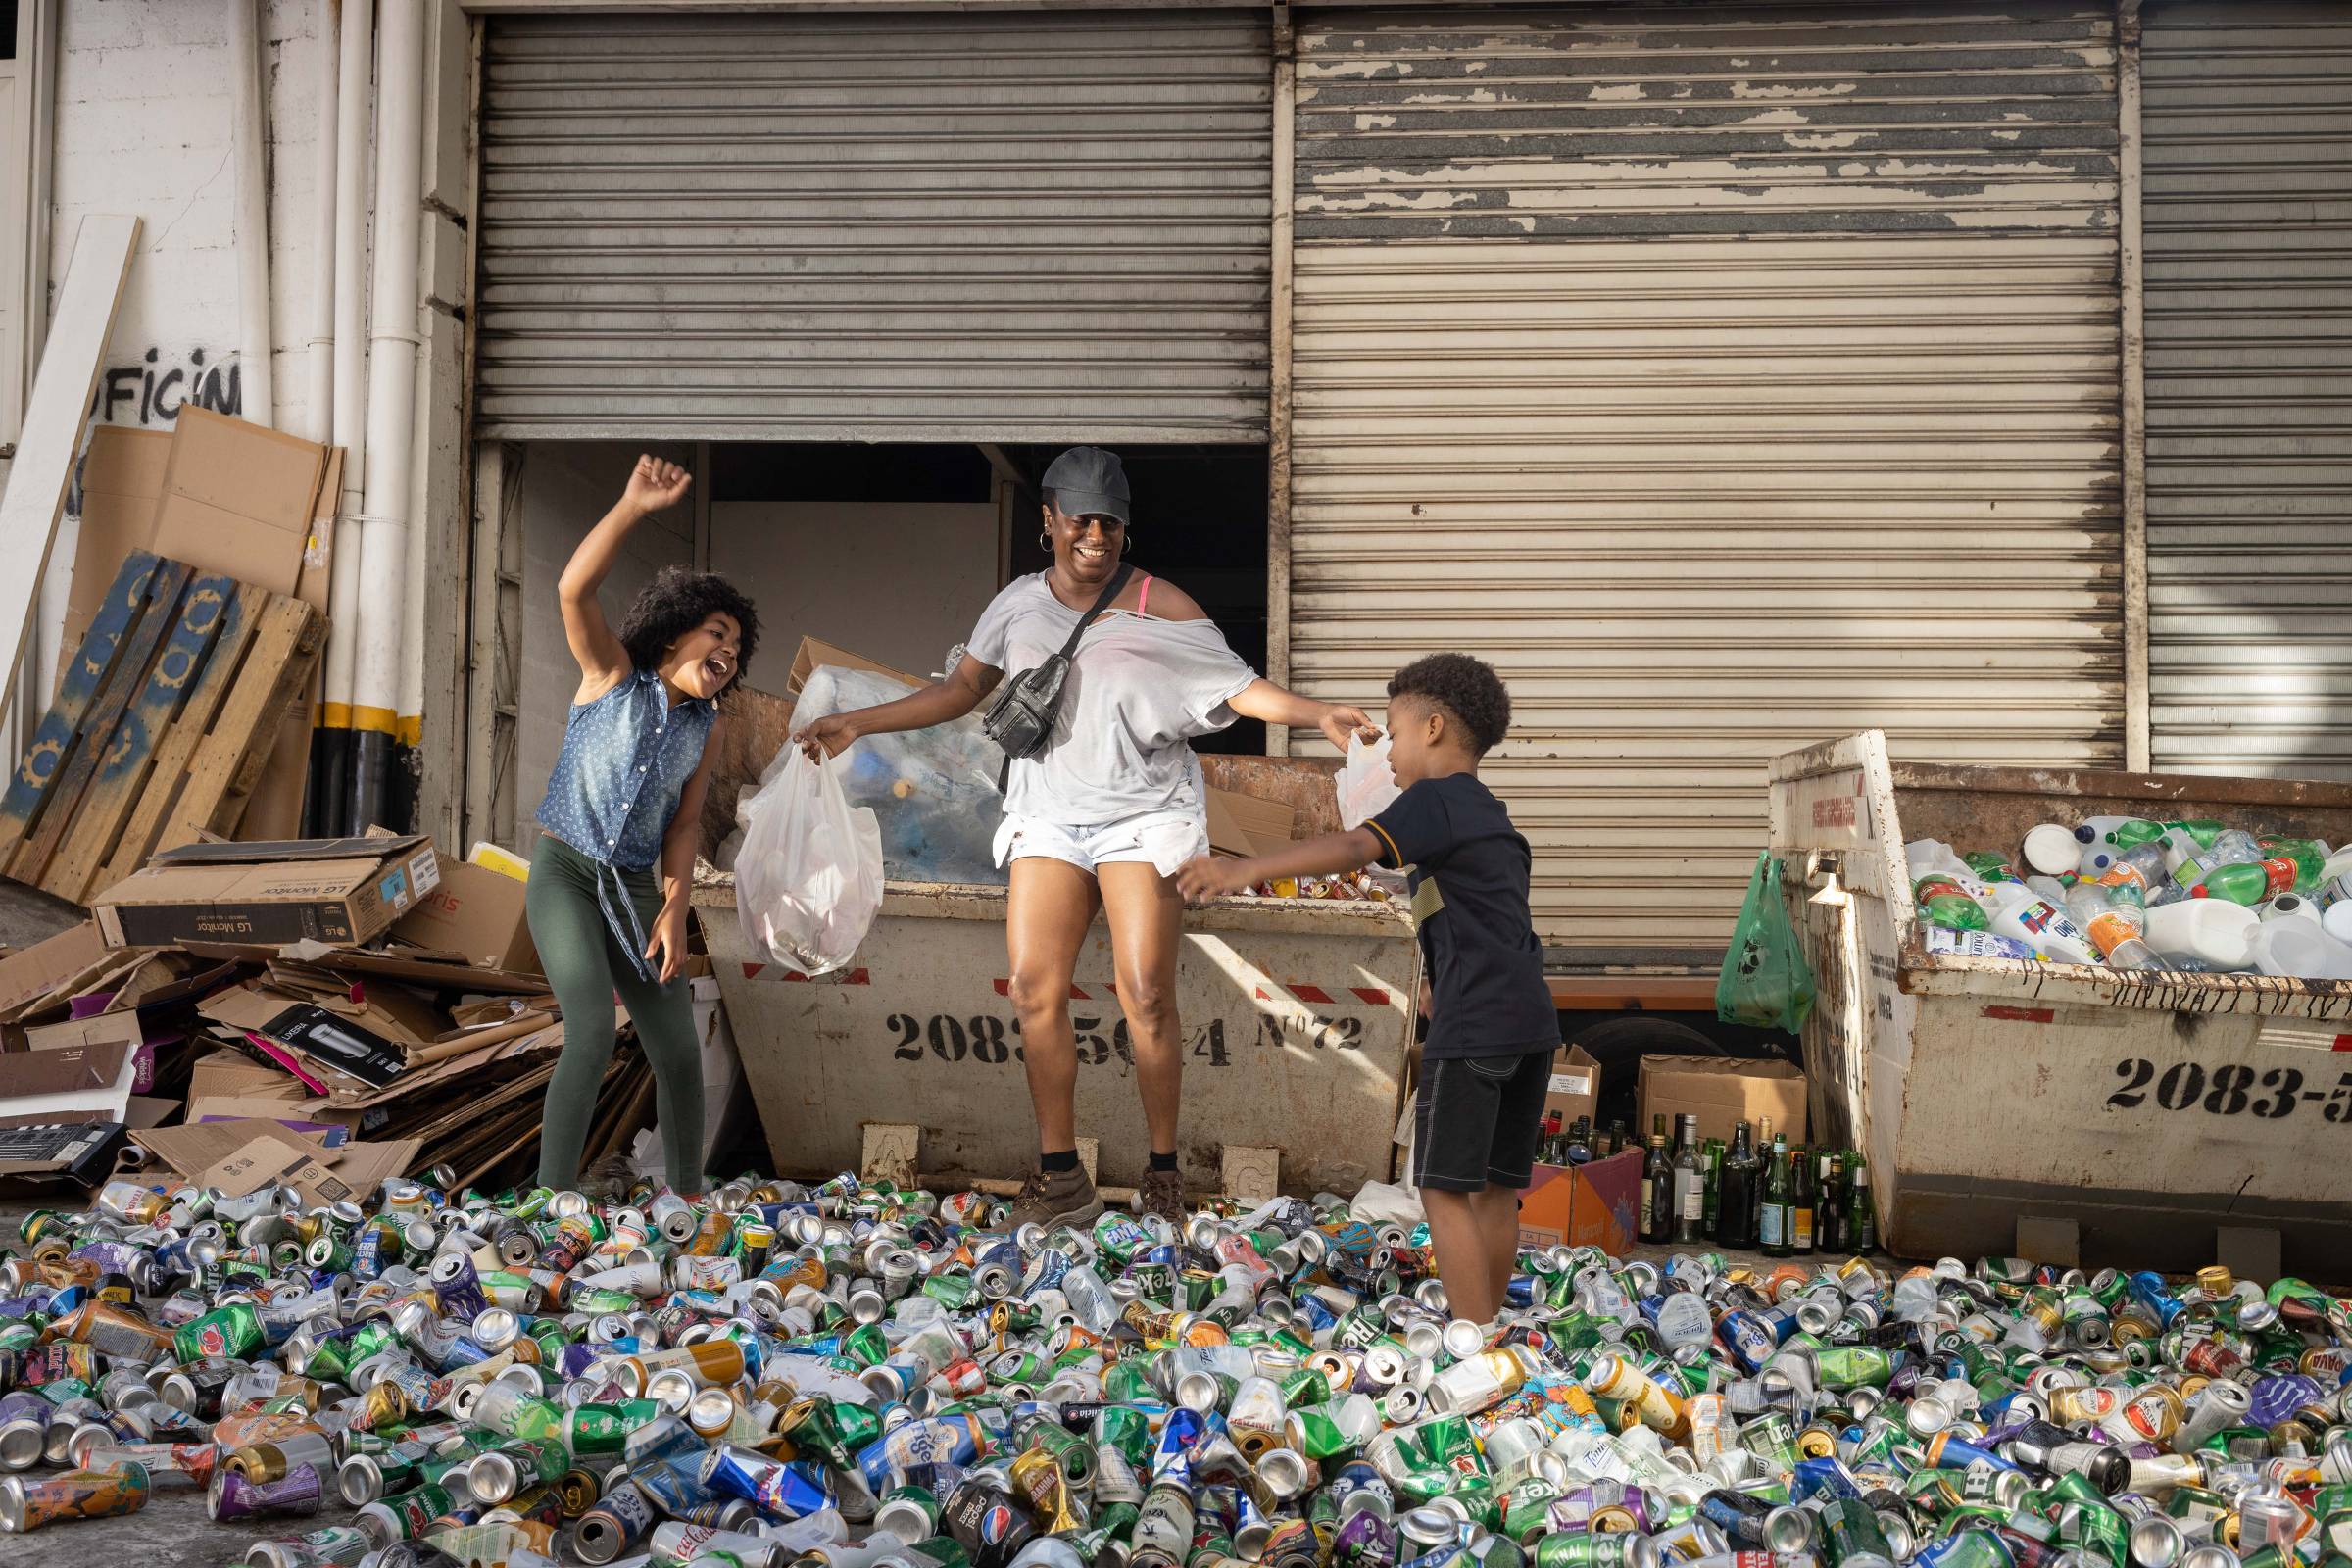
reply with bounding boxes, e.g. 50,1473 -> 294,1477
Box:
1008,1163 -> 1104,1231
1137,1167 -> 1187,1223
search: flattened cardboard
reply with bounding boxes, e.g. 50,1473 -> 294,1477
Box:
1637,1054 -> 1809,1148
149,407 -> 329,600
59,427 -> 173,682
1205,787 -> 1296,860
0,1040 -> 139,1121
182,941 -> 555,996
25,1009 -> 146,1054
390,858 -> 540,975
0,922 -> 119,1021
92,836 -> 441,950
133,1117 -> 337,1181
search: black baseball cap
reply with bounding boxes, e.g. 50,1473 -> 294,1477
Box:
1042,447 -> 1131,524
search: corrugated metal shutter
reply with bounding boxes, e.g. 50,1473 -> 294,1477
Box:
2142,2 -> 2352,781
476,12 -> 1271,442
1291,3 -> 2124,949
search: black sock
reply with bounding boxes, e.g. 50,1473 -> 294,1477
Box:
1040,1149 -> 1079,1174
1149,1150 -> 1178,1173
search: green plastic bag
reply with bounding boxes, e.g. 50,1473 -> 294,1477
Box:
1717,851 -> 1817,1032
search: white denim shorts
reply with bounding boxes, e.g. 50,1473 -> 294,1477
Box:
993,807 -> 1211,878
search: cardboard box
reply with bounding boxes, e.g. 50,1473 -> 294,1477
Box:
91,834 -> 441,950
1517,1146 -> 1643,1255
1544,1044 -> 1604,1128
391,858 -> 540,975
788,636 -> 924,697
1205,787 -> 1296,859
1637,1054 -> 1807,1148
59,427 -> 173,676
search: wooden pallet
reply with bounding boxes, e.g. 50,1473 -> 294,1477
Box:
0,551 -> 326,905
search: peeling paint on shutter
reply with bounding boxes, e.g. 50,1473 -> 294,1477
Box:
2142,1 -> 2352,781
1291,3 -> 2125,949
476,11 -> 1271,443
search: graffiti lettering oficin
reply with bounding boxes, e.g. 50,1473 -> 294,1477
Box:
94,347 -> 242,426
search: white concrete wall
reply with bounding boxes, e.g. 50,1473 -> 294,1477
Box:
50,0 -> 326,438
35,0 -> 337,700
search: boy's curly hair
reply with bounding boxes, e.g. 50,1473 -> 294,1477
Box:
1388,652 -> 1511,755
615,565 -> 760,696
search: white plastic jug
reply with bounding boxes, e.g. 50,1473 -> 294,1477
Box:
2022,823 -> 2082,877
2249,919 -> 2352,982
2144,898 -> 2258,970
2325,900 -> 2352,947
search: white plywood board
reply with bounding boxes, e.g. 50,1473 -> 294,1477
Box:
0,215 -> 139,691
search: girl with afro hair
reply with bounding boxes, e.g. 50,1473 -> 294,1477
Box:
530,455 -> 760,1199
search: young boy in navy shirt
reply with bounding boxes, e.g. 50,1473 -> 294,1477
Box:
1176,653 -> 1557,1325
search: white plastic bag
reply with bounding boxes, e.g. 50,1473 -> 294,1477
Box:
1337,731 -> 1401,830
735,747 -> 884,976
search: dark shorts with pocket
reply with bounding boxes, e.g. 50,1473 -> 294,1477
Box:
1410,1051 -> 1553,1193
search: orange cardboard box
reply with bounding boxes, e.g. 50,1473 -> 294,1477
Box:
1516,1146 -> 1642,1255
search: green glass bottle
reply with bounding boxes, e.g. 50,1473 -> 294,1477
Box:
1759,1139 -> 1792,1257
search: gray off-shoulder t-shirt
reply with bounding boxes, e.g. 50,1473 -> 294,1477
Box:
966,573 -> 1257,824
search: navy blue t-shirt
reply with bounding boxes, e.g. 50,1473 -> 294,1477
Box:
1366,773 -> 1558,1060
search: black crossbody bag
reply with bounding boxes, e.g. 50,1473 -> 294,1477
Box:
981,564 -> 1134,792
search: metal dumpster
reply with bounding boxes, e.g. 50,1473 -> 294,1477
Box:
1772,731 -> 2352,1275
694,879 -> 1422,1197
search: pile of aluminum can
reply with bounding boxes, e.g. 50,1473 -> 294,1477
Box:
3,1170 -> 2350,1568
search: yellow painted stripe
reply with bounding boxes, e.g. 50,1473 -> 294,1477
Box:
319,702 -> 354,729
395,712 -> 422,748
351,704 -> 400,736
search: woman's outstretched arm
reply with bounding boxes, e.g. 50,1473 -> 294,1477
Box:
561,454 -> 692,703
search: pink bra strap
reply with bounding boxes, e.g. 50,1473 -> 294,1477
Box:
1137,574 -> 1153,616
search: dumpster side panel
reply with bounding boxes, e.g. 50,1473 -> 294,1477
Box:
1888,993 -> 2352,1274
703,893 -> 1419,1195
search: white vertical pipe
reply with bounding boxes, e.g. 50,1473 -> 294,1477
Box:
301,0 -> 338,443
322,0 -> 373,750
351,0 -> 423,824
228,0 -> 275,428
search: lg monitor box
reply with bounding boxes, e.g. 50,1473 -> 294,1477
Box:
92,835 -> 441,950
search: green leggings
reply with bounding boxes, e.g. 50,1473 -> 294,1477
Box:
528,832 -> 705,1193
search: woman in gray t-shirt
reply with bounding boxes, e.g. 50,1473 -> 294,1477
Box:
794,447 -> 1371,1228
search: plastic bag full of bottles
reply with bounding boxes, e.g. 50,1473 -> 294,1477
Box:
3,1167 -> 2351,1568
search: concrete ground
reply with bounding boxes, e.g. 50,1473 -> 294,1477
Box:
0,1184 -> 1807,1568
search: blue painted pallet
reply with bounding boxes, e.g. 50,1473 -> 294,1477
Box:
0,550 -> 164,861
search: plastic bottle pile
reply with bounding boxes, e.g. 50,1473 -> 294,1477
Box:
4,1171 -> 2351,1568
1907,817 -> 2352,980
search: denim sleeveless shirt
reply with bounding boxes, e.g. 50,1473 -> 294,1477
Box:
536,668 -> 718,977
538,668 -> 718,870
